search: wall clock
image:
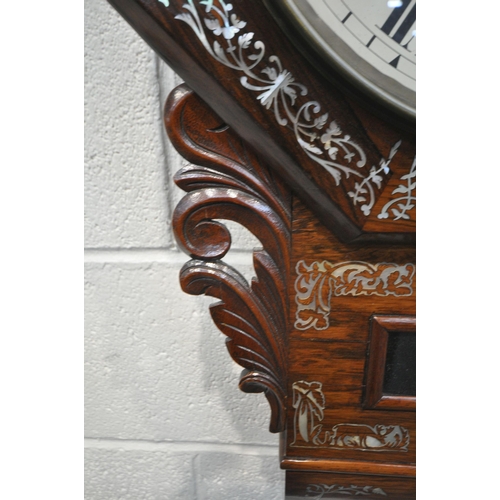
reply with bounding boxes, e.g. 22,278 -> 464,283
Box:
104,0 -> 417,497
266,0 -> 416,122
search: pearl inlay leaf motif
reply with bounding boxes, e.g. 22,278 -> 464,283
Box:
291,380 -> 410,452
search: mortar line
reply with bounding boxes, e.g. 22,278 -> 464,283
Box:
84,437 -> 279,456
193,453 -> 202,500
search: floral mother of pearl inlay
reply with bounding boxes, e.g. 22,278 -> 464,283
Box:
157,0 -> 409,217
291,380 -> 409,452
295,260 -> 415,331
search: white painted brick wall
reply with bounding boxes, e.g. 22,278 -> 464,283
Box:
84,1 -> 284,498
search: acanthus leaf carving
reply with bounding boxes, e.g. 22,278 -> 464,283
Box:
166,85 -> 290,432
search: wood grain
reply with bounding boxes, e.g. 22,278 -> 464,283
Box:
283,195 -> 415,480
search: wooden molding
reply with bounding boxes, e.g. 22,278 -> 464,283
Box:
364,315 -> 416,411
281,456 -> 415,477
164,85 -> 292,432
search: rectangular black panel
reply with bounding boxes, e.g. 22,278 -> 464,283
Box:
383,331 -> 416,396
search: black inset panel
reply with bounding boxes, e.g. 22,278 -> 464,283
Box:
382,331 -> 416,396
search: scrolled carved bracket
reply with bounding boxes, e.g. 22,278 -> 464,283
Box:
165,84 -> 291,432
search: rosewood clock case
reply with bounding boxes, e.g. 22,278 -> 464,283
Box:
105,1 -> 416,498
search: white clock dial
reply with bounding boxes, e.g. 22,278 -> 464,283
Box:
271,0 -> 416,119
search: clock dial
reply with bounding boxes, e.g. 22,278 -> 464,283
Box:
269,0 -> 416,120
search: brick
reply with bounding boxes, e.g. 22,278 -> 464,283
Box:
197,452 -> 285,500
84,448 -> 193,500
85,0 -> 173,248
85,1 -> 260,252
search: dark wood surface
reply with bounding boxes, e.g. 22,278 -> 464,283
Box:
163,86 -> 416,496
283,197 -> 415,477
163,86 -> 415,495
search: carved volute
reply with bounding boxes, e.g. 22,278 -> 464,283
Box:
165,85 -> 291,432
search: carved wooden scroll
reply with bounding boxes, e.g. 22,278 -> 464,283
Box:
164,84 -> 291,432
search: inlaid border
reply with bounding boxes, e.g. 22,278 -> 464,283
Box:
294,260 -> 415,330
